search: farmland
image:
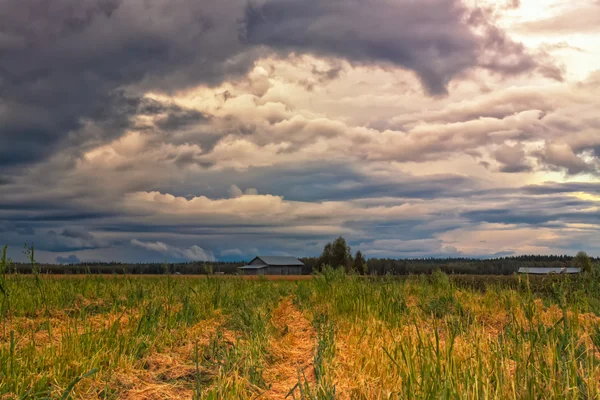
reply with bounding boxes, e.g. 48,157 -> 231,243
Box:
1,269 -> 600,399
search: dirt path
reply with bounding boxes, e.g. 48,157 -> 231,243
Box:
263,298 -> 316,399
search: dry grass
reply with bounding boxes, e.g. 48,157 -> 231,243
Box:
263,298 -> 316,399
108,317 -> 227,400
3,270 -> 600,399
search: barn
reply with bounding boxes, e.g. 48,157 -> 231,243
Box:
518,267 -> 580,274
239,256 -> 304,275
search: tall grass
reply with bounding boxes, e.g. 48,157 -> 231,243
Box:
1,259 -> 599,398
0,272 -> 292,398
292,267 -> 600,399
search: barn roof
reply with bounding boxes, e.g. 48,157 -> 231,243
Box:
252,256 -> 304,266
518,267 -> 580,274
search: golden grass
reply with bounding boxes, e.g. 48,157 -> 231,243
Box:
263,298 -> 316,399
3,272 -> 600,399
329,287 -> 600,399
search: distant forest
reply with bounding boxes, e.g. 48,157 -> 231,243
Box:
9,254 -> 597,275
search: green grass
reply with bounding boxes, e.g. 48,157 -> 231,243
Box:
1,263 -> 599,398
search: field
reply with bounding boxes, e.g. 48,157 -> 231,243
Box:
1,270 -> 600,399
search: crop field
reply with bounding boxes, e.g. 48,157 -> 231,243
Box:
1,269 -> 600,399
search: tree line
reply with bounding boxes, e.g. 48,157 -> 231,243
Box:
300,237 -> 598,276
4,238 -> 598,275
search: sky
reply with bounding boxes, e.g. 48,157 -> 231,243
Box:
1,0 -> 599,263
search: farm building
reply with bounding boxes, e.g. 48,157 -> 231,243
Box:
239,256 -> 304,275
518,267 -> 580,274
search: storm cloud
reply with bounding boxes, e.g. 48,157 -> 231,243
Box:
243,0 -> 548,94
0,0 -> 559,169
0,0 -> 598,262
0,0 -> 251,166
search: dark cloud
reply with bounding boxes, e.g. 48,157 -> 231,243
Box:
1,210 -> 117,222
0,0 -> 250,167
133,97 -> 212,132
462,209 -> 556,225
0,222 -> 34,236
298,63 -> 344,91
0,0 -> 557,172
499,164 -> 532,173
155,109 -> 209,131
493,144 -> 532,173
467,9 -> 537,76
536,142 -> 597,175
243,0 -> 547,94
461,194 -> 600,226
57,228 -> 95,241
45,228 -> 105,251
0,0 -> 595,262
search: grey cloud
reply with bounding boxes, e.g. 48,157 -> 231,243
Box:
536,142 -> 598,175
493,143 -> 532,173
243,0 -> 549,94
2,176 -> 600,261
45,228 -> 105,251
155,109 -> 209,131
58,228 -> 95,241
0,222 -> 34,236
0,0 -> 250,167
153,162 -> 478,202
499,164 -> 532,174
461,192 -> 600,226
1,0 -> 596,262
298,63 -> 344,91
0,0 -> 557,172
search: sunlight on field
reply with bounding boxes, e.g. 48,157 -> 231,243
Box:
1,271 -> 600,399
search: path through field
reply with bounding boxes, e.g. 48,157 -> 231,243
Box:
263,298 -> 316,399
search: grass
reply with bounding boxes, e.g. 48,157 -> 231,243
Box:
1,262 -> 600,399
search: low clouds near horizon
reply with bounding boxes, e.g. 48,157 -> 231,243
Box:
1,0 -> 599,263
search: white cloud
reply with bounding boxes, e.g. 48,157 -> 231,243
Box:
228,185 -> 243,198
131,239 -> 169,253
130,239 -> 215,261
228,185 -> 259,198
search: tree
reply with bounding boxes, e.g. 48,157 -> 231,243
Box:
317,243 -> 334,272
574,251 -> 593,273
354,250 -> 367,275
319,237 -> 353,271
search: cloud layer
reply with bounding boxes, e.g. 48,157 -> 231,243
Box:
0,0 -> 599,262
